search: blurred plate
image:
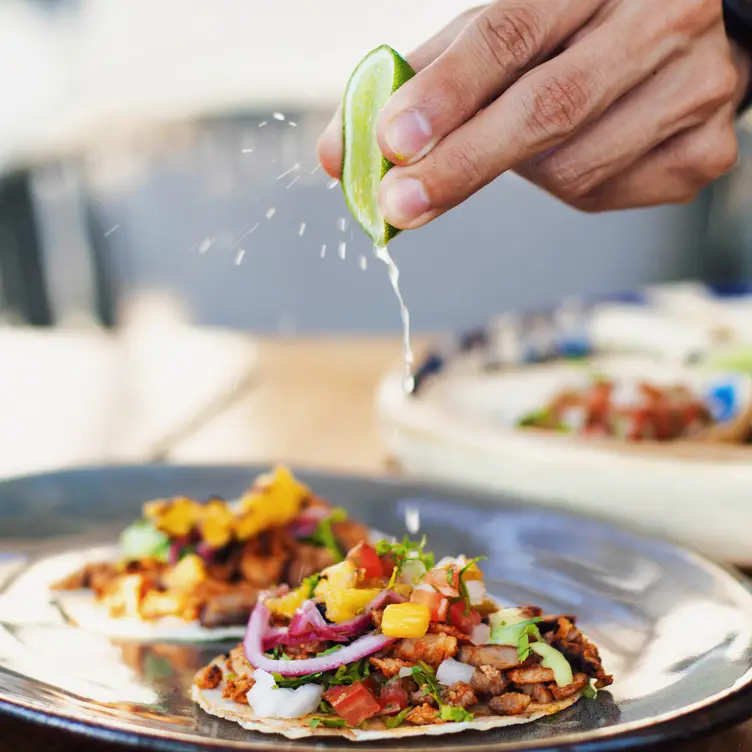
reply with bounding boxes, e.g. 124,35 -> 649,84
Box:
1,465 -> 752,751
378,348 -> 752,565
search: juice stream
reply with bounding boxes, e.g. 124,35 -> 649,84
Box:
374,243 -> 414,394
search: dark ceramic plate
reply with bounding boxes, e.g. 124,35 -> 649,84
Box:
0,465 -> 751,752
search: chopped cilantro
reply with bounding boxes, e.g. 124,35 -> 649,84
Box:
410,661 -> 442,706
582,680 -> 598,700
317,645 -> 343,656
457,556 -> 486,613
516,623 -> 542,662
306,509 -> 348,562
376,536 -> 435,587
272,657 -> 370,691
439,706 -> 474,723
308,716 -> 347,728
383,707 -> 412,728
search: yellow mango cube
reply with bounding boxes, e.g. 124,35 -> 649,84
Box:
381,603 -> 431,638
164,554 -> 206,591
144,496 -> 201,537
325,588 -> 383,623
199,500 -> 234,548
267,584 -> 311,619
235,466 -> 309,540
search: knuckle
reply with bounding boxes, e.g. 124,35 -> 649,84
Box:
521,71 -> 592,140
672,190 -> 700,206
430,74 -> 475,120
569,194 -> 604,213
535,153 -> 598,200
474,5 -> 545,72
686,128 -> 738,181
441,142 -> 488,194
698,62 -> 739,107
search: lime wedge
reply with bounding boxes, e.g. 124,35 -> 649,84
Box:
342,45 -> 415,247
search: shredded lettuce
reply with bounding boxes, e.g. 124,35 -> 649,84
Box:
308,716 -> 347,728
439,705 -> 473,723
383,706 -> 412,728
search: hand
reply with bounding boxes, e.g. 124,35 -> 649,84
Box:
318,0 -> 752,228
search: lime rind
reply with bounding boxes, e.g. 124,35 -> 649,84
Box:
341,45 -> 415,247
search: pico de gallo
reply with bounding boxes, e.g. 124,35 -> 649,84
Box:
193,538 -> 612,728
518,378 -> 719,441
53,466 -> 368,627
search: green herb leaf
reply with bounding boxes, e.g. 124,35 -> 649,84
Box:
516,623 -> 542,662
439,705 -> 474,723
305,509 -> 348,562
308,716 -> 348,728
411,661 -> 442,706
317,645 -> 343,656
457,556 -> 486,613
376,536 -> 435,587
383,706 -> 412,728
272,657 -> 370,691
582,680 -> 598,700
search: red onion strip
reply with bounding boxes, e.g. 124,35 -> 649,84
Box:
245,602 -> 395,676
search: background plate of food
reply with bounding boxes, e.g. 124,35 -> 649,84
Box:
1,465 -> 752,750
378,283 -> 752,565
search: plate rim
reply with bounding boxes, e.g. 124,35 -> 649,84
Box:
1,463 -> 752,752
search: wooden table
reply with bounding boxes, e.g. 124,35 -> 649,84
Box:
0,335 -> 750,750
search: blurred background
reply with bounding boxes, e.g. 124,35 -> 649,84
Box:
1,0 -> 752,480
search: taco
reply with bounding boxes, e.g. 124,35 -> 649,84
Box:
51,466 -> 370,640
192,538 -> 612,740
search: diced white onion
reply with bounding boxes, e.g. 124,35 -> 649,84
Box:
252,669 -> 277,689
466,579 -> 486,605
400,559 -> 427,586
398,667 -> 414,678
436,556 -> 458,569
247,670 -> 323,719
470,623 -> 491,646
436,658 -> 475,686
275,683 -> 323,718
247,684 -> 281,717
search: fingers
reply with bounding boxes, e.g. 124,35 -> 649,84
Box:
573,109 -> 739,212
379,3 -> 685,229
517,28 -> 740,202
375,0 -> 601,167
316,6 -> 486,179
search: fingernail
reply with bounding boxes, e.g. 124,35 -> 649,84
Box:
380,176 -> 430,227
384,109 -> 433,163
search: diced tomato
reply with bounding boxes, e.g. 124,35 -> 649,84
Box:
378,679 -> 409,715
448,601 -> 481,634
324,685 -> 348,704
380,554 -> 395,580
324,681 -> 381,726
410,587 -> 449,622
423,566 -> 459,597
347,543 -> 384,579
